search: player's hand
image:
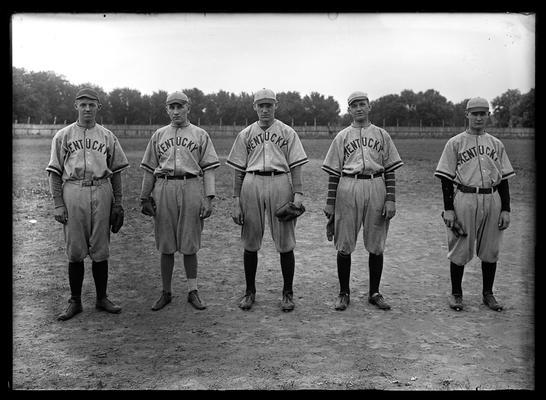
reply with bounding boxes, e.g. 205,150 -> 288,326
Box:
231,197 -> 244,225
293,192 -> 304,208
323,204 -> 335,219
141,198 -> 156,217
382,200 -> 396,220
498,210 -> 510,230
442,210 -> 456,228
200,196 -> 213,219
54,205 -> 68,224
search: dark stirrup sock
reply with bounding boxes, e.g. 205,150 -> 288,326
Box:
68,261 -> 84,300
243,250 -> 258,294
337,252 -> 351,294
481,261 -> 497,295
369,253 -> 384,296
280,250 -> 295,293
450,262 -> 465,295
92,260 -> 109,300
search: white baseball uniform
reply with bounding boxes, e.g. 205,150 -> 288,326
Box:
435,130 -> 515,265
46,122 -> 129,262
226,119 -> 308,253
322,123 -> 403,255
140,122 -> 220,254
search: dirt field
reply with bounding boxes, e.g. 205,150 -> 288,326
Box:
11,136 -> 535,390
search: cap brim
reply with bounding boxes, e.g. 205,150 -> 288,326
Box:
167,100 -> 188,105
254,99 -> 276,104
349,97 -> 368,105
467,107 -> 489,111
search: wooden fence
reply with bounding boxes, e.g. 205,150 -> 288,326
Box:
12,123 -> 534,139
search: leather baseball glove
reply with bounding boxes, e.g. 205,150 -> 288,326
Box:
441,211 -> 467,238
275,201 -> 305,222
110,204 -> 124,233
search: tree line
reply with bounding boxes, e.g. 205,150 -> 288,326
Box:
12,67 -> 534,128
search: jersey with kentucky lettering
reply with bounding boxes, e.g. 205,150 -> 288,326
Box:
140,122 -> 220,176
226,119 -> 308,172
46,122 -> 129,181
434,131 -> 515,187
322,123 -> 403,176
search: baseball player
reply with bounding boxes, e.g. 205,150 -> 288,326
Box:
435,97 -> 515,312
140,91 -> 220,312
46,88 -> 129,321
322,91 -> 403,311
227,88 -> 308,312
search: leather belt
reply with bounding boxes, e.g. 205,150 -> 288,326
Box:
457,184 -> 497,194
341,172 -> 383,179
78,178 -> 108,186
161,174 -> 197,180
249,170 -> 287,176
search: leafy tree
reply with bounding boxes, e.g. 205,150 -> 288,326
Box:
491,89 -> 522,127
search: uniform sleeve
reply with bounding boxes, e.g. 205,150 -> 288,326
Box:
226,129 -> 249,172
382,132 -> 404,172
45,131 -> 66,177
199,132 -> 220,172
321,135 -> 343,176
498,142 -> 516,180
434,138 -> 458,181
108,134 -> 130,174
140,133 -> 159,174
286,129 -> 308,169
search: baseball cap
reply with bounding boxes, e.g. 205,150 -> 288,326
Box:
254,88 -> 277,104
466,97 -> 490,111
75,88 -> 100,103
347,91 -> 369,105
166,91 -> 189,105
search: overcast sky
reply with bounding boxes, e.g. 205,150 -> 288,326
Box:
11,12 -> 535,108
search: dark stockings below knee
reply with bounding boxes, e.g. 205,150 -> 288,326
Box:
243,250 -> 258,294
280,250 -> 295,294
450,262 -> 464,295
92,260 -> 108,300
337,252 -> 351,294
68,261 -> 84,300
481,261 -> 497,295
369,253 -> 383,296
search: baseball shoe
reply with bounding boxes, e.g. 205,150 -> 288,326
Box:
368,292 -> 391,310
188,290 -> 207,310
239,291 -> 255,310
449,293 -> 464,311
334,292 -> 350,311
281,291 -> 295,312
95,297 -> 122,314
151,290 -> 172,311
57,297 -> 82,321
483,293 -> 503,311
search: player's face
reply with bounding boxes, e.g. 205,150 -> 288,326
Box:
75,99 -> 100,124
348,100 -> 371,122
466,110 -> 490,131
166,102 -> 190,124
254,102 -> 276,124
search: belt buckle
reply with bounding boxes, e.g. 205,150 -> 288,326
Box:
82,180 -> 93,187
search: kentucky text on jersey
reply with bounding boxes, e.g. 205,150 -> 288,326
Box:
344,136 -> 384,160
66,138 -> 107,154
246,132 -> 289,154
457,145 -> 498,166
157,136 -> 199,156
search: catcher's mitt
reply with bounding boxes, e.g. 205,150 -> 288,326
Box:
275,201 -> 305,222
326,214 -> 334,241
441,211 -> 467,238
110,204 -> 124,233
